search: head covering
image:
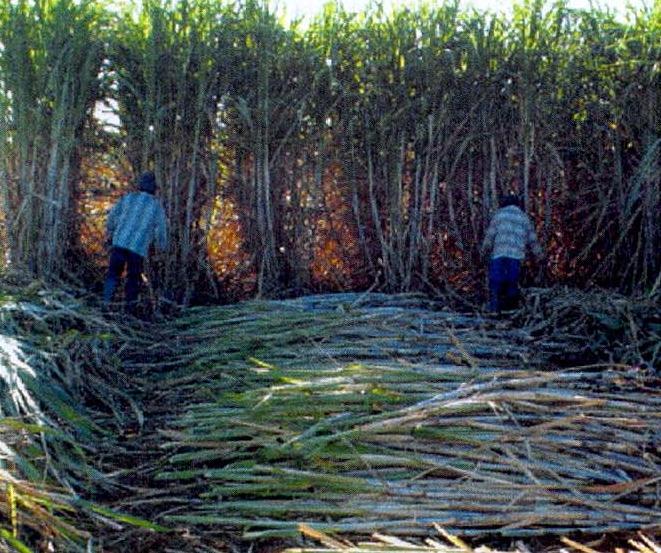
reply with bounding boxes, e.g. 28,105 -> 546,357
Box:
138,171 -> 157,194
500,193 -> 522,209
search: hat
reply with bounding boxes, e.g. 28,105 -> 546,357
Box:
138,171 -> 157,194
500,193 -> 522,208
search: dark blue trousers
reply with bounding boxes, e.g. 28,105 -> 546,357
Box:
103,247 -> 144,310
488,257 -> 521,312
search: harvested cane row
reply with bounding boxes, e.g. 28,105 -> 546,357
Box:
130,291 -> 660,542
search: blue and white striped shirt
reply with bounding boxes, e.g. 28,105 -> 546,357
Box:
482,205 -> 542,260
106,192 -> 168,257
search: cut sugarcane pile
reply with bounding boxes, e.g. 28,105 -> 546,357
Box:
2,281 -> 658,550
0,276 -> 160,552
286,524 -> 661,553
515,288 -> 659,367
132,291 -> 660,541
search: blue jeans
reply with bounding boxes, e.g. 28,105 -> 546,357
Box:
103,247 -> 144,311
488,257 -> 521,312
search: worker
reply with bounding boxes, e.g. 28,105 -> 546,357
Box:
482,193 -> 543,312
103,171 -> 168,313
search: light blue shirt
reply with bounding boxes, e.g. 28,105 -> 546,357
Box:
482,205 -> 542,260
106,192 -> 168,257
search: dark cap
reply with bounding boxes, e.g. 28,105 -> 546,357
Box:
500,193 -> 522,209
138,171 -> 157,194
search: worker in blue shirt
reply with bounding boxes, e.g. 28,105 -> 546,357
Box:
103,171 -> 168,312
482,194 -> 543,312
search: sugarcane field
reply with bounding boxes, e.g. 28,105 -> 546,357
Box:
0,0 -> 659,551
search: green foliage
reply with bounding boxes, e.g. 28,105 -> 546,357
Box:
0,0 -> 658,295
0,0 -> 105,277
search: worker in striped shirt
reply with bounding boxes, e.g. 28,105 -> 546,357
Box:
103,171 -> 168,313
482,194 -> 543,312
